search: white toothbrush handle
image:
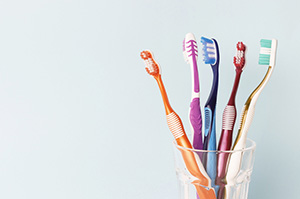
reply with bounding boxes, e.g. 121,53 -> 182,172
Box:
224,104 -> 255,199
226,105 -> 254,183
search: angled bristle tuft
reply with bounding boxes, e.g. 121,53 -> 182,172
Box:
259,54 -> 271,65
183,33 -> 198,64
237,42 -> 246,51
182,38 -> 189,63
140,50 -> 160,76
140,51 -> 151,60
260,39 -> 272,48
200,37 -> 216,65
233,42 -> 246,69
259,39 -> 272,65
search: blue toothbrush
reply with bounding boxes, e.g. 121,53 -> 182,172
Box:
200,37 -> 220,196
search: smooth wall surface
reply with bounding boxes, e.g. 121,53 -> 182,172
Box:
0,0 -> 299,198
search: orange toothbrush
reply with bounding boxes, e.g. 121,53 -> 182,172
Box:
140,50 -> 216,199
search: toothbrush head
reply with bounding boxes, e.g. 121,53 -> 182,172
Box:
200,37 -> 218,65
183,33 -> 198,64
183,38 -> 188,63
233,42 -> 246,70
259,39 -> 277,68
140,50 -> 161,77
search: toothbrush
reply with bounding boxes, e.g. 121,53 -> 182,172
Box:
224,39 -> 277,197
216,42 -> 246,199
140,50 -> 216,199
182,33 -> 203,153
200,37 -> 220,194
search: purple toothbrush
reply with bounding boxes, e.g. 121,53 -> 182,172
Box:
183,33 -> 203,154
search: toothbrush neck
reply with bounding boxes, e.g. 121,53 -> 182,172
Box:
155,75 -> 174,115
205,65 -> 219,112
192,56 -> 200,93
227,69 -> 242,105
244,66 -> 273,108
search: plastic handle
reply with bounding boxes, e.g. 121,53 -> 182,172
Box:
167,112 -> 211,187
217,105 -> 236,181
190,97 -> 203,150
226,105 -> 254,184
206,112 -> 219,194
237,106 -> 255,142
217,129 -> 233,180
202,108 -> 219,195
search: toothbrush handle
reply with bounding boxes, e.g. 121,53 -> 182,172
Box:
225,136 -> 246,183
216,130 -> 233,199
166,111 -> 210,187
217,129 -> 233,180
206,113 -> 217,190
226,105 -> 254,183
203,108 -> 219,194
190,97 -> 203,150
156,76 -> 211,187
223,136 -> 246,199
169,114 -> 217,199
217,105 -> 237,182
234,106 -> 255,147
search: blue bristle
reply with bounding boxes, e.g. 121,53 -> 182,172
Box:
201,37 -> 214,44
201,37 -> 216,64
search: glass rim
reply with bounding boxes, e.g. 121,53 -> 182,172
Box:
173,138 -> 256,153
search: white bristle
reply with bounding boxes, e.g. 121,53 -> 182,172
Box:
145,58 -> 155,72
206,43 -> 215,48
183,51 -> 189,63
207,48 -> 215,53
260,47 -> 271,54
235,51 -> 244,64
236,51 -> 244,59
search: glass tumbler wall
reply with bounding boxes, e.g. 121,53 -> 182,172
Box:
173,139 -> 256,199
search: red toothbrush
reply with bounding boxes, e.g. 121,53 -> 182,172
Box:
216,42 -> 246,198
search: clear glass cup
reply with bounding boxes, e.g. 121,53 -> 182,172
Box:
173,138 -> 256,199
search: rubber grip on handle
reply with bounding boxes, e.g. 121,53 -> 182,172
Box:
190,98 -> 203,150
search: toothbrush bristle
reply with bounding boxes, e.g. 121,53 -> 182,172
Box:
200,37 -> 216,65
182,38 -> 189,63
233,42 -> 246,69
140,50 -> 160,76
183,33 -> 198,64
259,39 -> 272,65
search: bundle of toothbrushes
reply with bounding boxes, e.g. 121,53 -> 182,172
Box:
139,33 -> 277,199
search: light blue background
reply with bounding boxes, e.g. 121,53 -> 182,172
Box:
0,0 -> 299,198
